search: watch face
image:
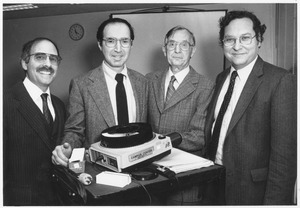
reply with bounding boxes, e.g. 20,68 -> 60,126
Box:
69,24 -> 84,41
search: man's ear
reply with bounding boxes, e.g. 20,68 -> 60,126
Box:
98,42 -> 103,52
190,46 -> 196,58
257,35 -> 262,48
162,46 -> 167,57
258,41 -> 262,49
21,60 -> 28,71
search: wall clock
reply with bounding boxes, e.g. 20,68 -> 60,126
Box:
69,23 -> 84,41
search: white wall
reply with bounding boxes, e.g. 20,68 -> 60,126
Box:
3,3 -> 278,104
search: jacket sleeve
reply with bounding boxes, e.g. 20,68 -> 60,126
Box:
62,79 -> 86,149
264,73 -> 297,204
178,82 -> 215,156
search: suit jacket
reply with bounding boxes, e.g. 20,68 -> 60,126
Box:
204,56 -> 297,205
3,81 -> 66,205
62,65 -> 148,148
147,67 -> 214,155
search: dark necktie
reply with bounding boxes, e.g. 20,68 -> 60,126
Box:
41,93 -> 53,127
208,71 -> 238,161
115,73 -> 129,125
165,75 -> 176,102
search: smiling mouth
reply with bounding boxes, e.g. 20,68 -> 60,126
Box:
232,53 -> 245,56
39,71 -> 53,75
37,68 -> 54,75
112,55 -> 123,60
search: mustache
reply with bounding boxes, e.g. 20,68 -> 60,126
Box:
37,66 -> 54,73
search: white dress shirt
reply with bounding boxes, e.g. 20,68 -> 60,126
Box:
164,66 -> 190,101
102,61 -> 136,125
23,77 -> 55,120
213,56 -> 257,165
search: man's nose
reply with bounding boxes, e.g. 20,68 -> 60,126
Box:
114,40 -> 122,52
232,40 -> 242,50
175,43 -> 181,53
44,56 -> 52,66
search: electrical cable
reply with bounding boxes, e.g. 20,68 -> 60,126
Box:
131,177 -> 152,205
172,175 -> 183,205
132,178 -> 152,205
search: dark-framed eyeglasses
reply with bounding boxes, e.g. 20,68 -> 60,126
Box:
223,35 -> 256,47
102,37 -> 132,48
27,53 -> 62,65
165,40 -> 194,51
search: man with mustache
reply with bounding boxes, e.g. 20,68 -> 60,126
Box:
146,26 -> 214,205
3,37 -> 66,205
52,18 -> 148,167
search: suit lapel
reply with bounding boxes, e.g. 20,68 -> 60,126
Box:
51,95 -> 65,140
226,57 -> 264,137
205,68 -> 230,140
87,66 -> 115,126
127,69 -> 144,121
152,71 -> 166,113
15,83 -> 54,151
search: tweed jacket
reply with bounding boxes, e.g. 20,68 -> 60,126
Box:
3,81 -> 66,205
147,67 -> 214,155
62,65 -> 148,149
204,56 -> 297,205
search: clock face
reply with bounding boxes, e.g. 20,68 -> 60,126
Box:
69,23 -> 84,41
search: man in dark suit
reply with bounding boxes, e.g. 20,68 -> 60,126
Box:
204,10 -> 297,205
147,26 -> 214,205
3,37 -> 66,205
52,18 -> 148,166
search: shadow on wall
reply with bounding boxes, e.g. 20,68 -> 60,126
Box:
56,42 -> 104,104
147,46 -> 168,74
3,63 -> 25,91
201,37 -> 225,81
83,42 -> 103,71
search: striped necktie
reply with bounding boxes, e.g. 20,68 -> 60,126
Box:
165,75 -> 176,102
41,93 -> 53,127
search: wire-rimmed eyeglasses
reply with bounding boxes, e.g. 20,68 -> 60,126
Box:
102,37 -> 132,48
165,40 -> 194,51
223,35 -> 256,47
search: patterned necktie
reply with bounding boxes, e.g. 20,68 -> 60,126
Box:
165,75 -> 176,102
115,73 -> 129,125
41,93 -> 53,126
208,71 -> 238,161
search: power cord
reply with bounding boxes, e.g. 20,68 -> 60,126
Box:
131,176 -> 152,205
168,174 -> 184,205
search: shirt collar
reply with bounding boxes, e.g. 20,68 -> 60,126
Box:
23,77 -> 51,101
231,56 -> 258,82
102,61 -> 128,80
167,66 -> 190,84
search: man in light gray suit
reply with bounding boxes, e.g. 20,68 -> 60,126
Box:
52,18 -> 148,166
146,26 -> 214,205
204,10 -> 296,205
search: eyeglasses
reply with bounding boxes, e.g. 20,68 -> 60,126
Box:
27,53 -> 62,65
223,35 -> 256,47
102,37 -> 132,48
165,40 -> 194,51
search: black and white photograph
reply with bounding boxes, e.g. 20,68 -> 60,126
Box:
2,1 -> 298,206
